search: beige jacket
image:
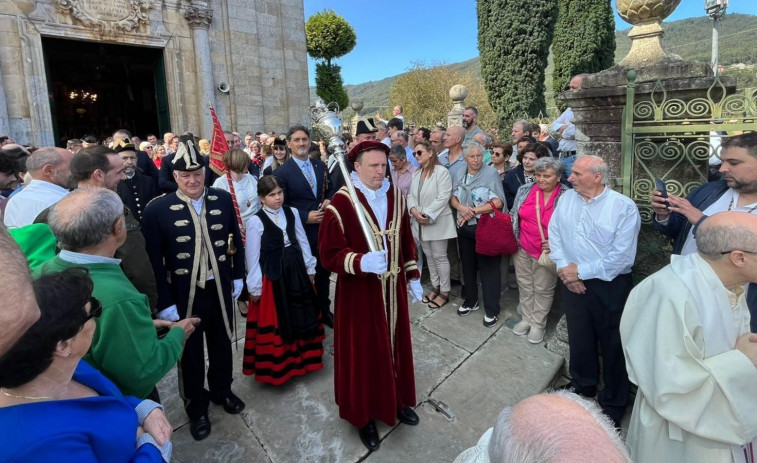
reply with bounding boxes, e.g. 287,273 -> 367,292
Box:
407,165 -> 457,242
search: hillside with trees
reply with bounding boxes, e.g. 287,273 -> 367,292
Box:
310,14 -> 757,123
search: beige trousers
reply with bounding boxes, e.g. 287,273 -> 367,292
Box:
421,239 -> 451,292
514,248 -> 557,329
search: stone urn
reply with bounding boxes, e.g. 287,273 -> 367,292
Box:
615,0 -> 682,67
350,99 -> 364,116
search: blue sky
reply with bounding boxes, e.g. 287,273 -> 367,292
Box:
303,0 -> 755,86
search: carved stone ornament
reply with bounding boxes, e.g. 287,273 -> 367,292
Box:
56,0 -> 152,36
184,6 -> 213,29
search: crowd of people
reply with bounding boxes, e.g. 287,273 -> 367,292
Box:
2,75 -> 757,462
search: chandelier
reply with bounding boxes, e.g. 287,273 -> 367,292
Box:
68,90 -> 98,104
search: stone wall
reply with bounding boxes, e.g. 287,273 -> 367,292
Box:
0,0 -> 309,145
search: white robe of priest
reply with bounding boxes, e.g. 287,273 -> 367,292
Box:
621,253 -> 757,463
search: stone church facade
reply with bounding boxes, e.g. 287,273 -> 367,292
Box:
0,0 -> 310,146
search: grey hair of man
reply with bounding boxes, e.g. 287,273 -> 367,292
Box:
431,128 -> 446,140
474,132 -> 492,148
514,120 -> 531,133
25,147 -> 64,174
375,121 -> 388,131
580,154 -> 609,185
286,124 -> 310,140
488,390 -> 631,463
533,157 -> 564,177
463,141 -> 486,159
389,144 -> 407,162
697,220 -> 757,260
396,131 -> 409,143
49,188 -> 125,252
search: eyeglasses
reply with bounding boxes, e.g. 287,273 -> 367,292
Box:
720,250 -> 757,255
85,297 -> 103,321
414,150 -> 425,157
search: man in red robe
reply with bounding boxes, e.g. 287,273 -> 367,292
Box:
319,140 -> 423,451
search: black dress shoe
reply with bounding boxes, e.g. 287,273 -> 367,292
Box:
189,415 -> 211,441
358,421 -> 380,451
211,391 -> 245,414
397,407 -> 419,426
322,311 -> 334,329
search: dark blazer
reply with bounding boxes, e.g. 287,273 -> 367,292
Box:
273,157 -> 334,248
136,150 -> 159,188
141,187 -> 245,315
158,153 -> 216,193
652,178 -> 757,331
117,171 -> 159,223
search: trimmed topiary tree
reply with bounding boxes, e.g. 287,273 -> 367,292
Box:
306,9 -> 356,110
552,0 -> 616,111
477,0 -> 558,127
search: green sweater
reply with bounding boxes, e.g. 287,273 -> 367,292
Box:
39,256 -> 185,398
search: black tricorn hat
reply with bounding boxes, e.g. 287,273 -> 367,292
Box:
112,138 -> 135,153
355,118 -> 378,136
171,135 -> 205,171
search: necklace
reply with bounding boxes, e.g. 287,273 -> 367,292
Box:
264,207 -> 280,225
1,388 -> 54,401
728,196 -> 757,213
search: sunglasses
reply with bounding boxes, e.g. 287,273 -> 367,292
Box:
414,150 -> 425,157
720,250 -> 757,255
85,297 -> 103,321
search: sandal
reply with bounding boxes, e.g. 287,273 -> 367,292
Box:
428,293 -> 450,309
422,287 -> 440,304
237,299 -> 248,317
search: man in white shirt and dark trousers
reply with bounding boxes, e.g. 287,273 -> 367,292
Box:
551,74 -> 588,177
548,155 -> 641,428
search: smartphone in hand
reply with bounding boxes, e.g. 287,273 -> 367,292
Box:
655,178 -> 669,211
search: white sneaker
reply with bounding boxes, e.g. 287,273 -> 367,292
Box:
513,320 -> 530,336
457,302 -> 480,316
527,326 -> 545,344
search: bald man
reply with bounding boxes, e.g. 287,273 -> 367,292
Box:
439,126 -> 466,182
453,390 -> 630,463
622,211 -> 757,463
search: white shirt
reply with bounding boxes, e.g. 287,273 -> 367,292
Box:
244,206 -> 316,296
212,174 -> 261,224
351,171 -> 390,251
549,186 -> 641,281
551,107 -> 577,153
3,179 -> 69,228
679,189 -> 757,256
59,250 -> 122,265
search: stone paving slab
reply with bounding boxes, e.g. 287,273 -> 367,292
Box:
365,326 -> 564,462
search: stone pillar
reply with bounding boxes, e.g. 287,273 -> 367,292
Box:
349,99 -> 363,137
447,84 -> 467,128
184,5 -> 215,138
0,66 -> 9,136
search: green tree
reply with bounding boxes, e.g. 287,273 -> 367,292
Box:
305,10 -> 356,67
315,63 -> 349,111
477,0 -> 558,127
552,0 -> 615,111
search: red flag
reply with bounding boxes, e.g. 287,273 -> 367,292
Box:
208,104 -> 227,176
208,103 -> 245,243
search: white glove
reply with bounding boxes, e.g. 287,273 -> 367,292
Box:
232,279 -> 244,300
157,305 -> 180,322
408,279 -> 423,303
360,251 -> 387,275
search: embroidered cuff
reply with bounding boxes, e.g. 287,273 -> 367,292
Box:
343,252 -> 358,275
135,399 -> 164,425
136,433 -> 172,463
404,260 -> 418,272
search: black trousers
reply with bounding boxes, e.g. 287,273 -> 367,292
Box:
313,250 -> 332,317
458,224 -> 501,317
178,285 -> 233,420
561,273 -> 632,425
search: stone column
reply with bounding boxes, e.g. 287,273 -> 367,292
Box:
0,66 -> 9,136
184,5 -> 215,138
349,99 -> 363,137
447,84 -> 467,128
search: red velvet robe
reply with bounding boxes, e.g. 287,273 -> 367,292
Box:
319,185 -> 420,428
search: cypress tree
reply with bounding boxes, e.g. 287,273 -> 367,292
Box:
306,10 -> 356,110
477,0 -> 558,127
552,0 -> 615,111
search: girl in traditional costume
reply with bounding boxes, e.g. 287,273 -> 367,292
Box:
242,175 -> 324,385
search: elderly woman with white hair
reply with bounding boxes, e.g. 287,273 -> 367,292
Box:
450,142 -> 506,328
510,157 -> 567,344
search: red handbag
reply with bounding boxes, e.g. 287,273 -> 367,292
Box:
475,200 -> 518,256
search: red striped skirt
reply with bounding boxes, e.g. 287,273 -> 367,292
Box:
242,277 -> 325,385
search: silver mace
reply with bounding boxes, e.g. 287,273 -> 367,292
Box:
309,99 -> 378,253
